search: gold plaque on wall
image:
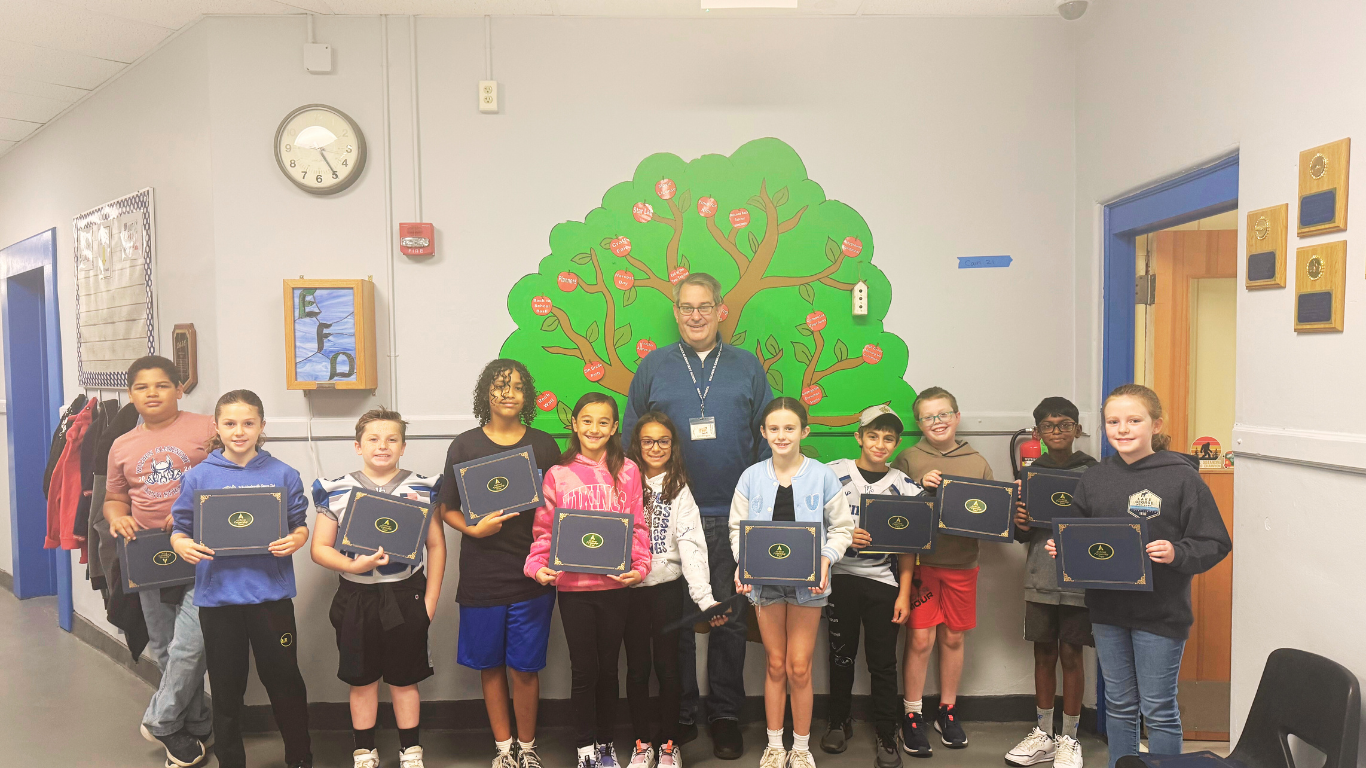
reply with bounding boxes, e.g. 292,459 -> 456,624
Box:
1293,241 -> 1346,333
1245,204 -> 1288,289
1297,138 -> 1350,236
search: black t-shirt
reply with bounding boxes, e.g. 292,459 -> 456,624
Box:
857,467 -> 889,485
773,485 -> 796,522
439,426 -> 562,607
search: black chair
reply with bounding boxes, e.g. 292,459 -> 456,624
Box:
1115,648 -> 1360,768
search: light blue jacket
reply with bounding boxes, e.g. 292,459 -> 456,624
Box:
728,457 -> 855,605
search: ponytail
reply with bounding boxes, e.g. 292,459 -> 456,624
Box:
1104,384 -> 1169,452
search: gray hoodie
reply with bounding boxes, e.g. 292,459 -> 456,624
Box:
1017,450 -> 1097,607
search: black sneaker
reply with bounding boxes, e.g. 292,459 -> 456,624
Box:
933,704 -> 967,749
711,719 -> 744,760
677,722 -> 699,746
820,720 -> 853,754
901,712 -> 932,757
141,725 -> 206,768
875,728 -> 903,768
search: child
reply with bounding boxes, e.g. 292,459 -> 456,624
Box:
821,405 -> 921,768
730,397 -> 855,768
170,390 -> 313,768
624,411 -> 726,768
1047,385 -> 1230,768
890,386 -> 993,755
525,393 -> 652,768
437,359 -> 562,768
311,407 -> 446,768
104,356 -> 217,768
1005,398 -> 1097,768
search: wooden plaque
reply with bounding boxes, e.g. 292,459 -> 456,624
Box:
283,278 -> 378,390
1245,204 -> 1287,289
171,323 -> 198,393
1298,138 -> 1350,236
1293,241 -> 1346,333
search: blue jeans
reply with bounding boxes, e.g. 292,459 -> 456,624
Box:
1092,623 -> 1186,768
679,516 -> 748,723
140,587 -> 212,737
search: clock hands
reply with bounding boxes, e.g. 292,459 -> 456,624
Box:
318,149 -> 337,175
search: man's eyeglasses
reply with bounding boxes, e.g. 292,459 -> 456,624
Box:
676,303 -> 717,318
1038,421 -> 1078,434
640,438 -> 673,449
916,411 -> 957,425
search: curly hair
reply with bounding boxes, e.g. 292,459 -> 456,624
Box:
472,358 -> 538,427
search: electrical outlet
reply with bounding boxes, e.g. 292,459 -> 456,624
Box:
479,80 -> 498,113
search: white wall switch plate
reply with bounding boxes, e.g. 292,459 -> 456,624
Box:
304,43 -> 332,73
479,80 -> 498,113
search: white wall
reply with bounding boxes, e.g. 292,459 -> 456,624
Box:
0,13 -> 1079,705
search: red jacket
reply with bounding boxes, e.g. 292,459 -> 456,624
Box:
46,399 -> 94,559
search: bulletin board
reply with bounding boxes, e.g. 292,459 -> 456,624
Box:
72,188 -> 157,388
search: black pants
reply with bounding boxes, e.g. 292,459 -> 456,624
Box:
559,588 -> 630,748
825,574 -> 901,734
200,599 -> 312,768
624,579 -> 687,745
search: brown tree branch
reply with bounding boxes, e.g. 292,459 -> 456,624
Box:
545,306 -> 600,365
578,249 -> 623,368
820,276 -> 856,290
801,328 -> 825,389
543,346 -> 583,359
648,198 -> 683,274
755,340 -> 784,373
706,215 -> 749,270
778,205 -> 807,234
760,251 -> 850,291
623,254 -> 673,298
811,357 -> 864,385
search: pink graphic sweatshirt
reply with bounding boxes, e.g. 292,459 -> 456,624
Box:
524,453 -> 652,592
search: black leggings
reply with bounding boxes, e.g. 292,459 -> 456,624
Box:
624,579 -> 687,745
559,588 -> 630,748
200,599 -> 312,768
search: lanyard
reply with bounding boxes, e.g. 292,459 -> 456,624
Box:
679,342 -> 722,417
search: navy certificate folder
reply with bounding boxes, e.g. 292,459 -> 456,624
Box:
336,489 -> 433,566
738,520 -> 821,587
1053,517 -> 1153,591
936,475 -> 1017,542
1020,466 -> 1084,528
194,486 -> 286,557
549,509 -> 632,575
452,447 -> 543,524
117,531 -> 196,593
859,494 -> 937,554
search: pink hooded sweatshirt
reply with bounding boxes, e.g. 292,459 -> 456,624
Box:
524,453 -> 652,592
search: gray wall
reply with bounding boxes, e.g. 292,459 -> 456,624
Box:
0,14 -> 1081,705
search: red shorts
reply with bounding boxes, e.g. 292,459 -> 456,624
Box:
909,565 -> 979,631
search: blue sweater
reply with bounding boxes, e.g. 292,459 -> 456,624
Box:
172,449 -> 310,608
625,338 -> 774,517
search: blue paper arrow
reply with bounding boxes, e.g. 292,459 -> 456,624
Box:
957,255 -> 1013,269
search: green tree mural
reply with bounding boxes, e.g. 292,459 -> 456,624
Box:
501,138 -> 917,459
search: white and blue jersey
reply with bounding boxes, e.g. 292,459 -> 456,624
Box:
827,457 -> 922,587
312,469 -> 437,585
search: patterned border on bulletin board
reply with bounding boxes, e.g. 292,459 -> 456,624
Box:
72,188 -> 157,389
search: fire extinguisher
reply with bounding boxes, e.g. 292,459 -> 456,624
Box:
1011,428 -> 1042,480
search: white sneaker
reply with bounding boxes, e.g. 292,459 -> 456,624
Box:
494,748 -> 519,768
1005,728 -> 1056,766
629,741 -> 657,768
1054,736 -> 1083,768
353,748 -> 380,768
399,745 -> 426,768
789,749 -> 817,768
760,746 -> 790,768
658,741 -> 681,768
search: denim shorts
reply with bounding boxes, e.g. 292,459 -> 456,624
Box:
755,585 -> 828,608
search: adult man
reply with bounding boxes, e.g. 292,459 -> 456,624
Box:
625,273 -> 774,760
105,356 -> 217,768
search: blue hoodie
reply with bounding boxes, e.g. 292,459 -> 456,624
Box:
172,449 -> 310,608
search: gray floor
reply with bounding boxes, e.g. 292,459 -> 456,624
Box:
1,588 -> 1225,767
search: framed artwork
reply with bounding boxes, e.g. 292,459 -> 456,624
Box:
282,278 -> 377,390
73,189 -> 156,388
172,323 -> 198,393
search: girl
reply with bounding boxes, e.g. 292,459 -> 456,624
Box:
624,412 -> 727,768
525,393 -> 652,768
170,390 -> 313,768
729,398 -> 855,768
1047,384 -> 1230,768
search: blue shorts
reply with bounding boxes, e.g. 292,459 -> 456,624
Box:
457,592 -> 555,672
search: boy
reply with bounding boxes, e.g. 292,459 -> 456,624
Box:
1004,398 -> 1097,768
821,405 -> 920,768
311,407 -> 446,768
103,355 -> 217,768
890,386 -> 994,756
437,359 -> 562,768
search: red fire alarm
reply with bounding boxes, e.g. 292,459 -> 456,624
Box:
399,222 -> 434,257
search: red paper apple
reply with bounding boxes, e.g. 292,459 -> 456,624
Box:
862,344 -> 883,364
636,338 -> 657,357
719,304 -> 729,321
729,209 -> 750,228
583,361 -> 605,382
801,384 -> 824,406
656,179 -> 676,200
698,197 -> 718,218
633,202 -> 654,223
806,311 -> 827,332
531,295 -> 553,316
557,272 -> 578,292
669,266 -> 689,284
536,391 -> 558,411
609,236 -> 632,257
614,270 -> 635,290
841,237 -> 864,258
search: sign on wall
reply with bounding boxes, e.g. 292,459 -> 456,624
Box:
73,189 -> 157,388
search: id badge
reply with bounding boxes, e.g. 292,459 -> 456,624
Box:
690,416 -> 717,441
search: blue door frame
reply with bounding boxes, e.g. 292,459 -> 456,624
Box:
1094,154 -> 1238,736
1,228 -> 72,631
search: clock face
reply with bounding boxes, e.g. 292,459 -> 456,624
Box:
274,104 -> 366,195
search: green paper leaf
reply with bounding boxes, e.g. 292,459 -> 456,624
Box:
799,444 -> 820,458
540,315 -> 561,332
764,335 -> 780,357
586,321 -> 600,344
613,324 -> 632,349
772,187 -> 789,206
678,190 -> 692,212
600,237 -> 614,248
623,287 -> 637,306
796,323 -> 813,336
792,342 -> 812,364
799,283 -> 816,304
731,331 -> 747,346
748,231 -> 759,254
680,254 -> 691,271
557,402 -> 573,429
834,340 -> 849,361
766,369 -> 784,393
825,237 -> 840,264
571,252 -> 592,265
748,194 -> 763,207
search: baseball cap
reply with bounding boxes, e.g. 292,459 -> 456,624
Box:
858,403 -> 903,433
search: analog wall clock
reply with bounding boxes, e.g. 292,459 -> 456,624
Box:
274,104 -> 366,195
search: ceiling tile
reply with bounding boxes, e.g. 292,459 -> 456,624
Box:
0,40 -> 126,90
0,0 -> 173,63
317,0 -> 552,14
0,91 -> 70,123
0,117 -> 42,142
863,0 -> 1055,15
0,74 -> 90,103
51,0 -> 316,29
